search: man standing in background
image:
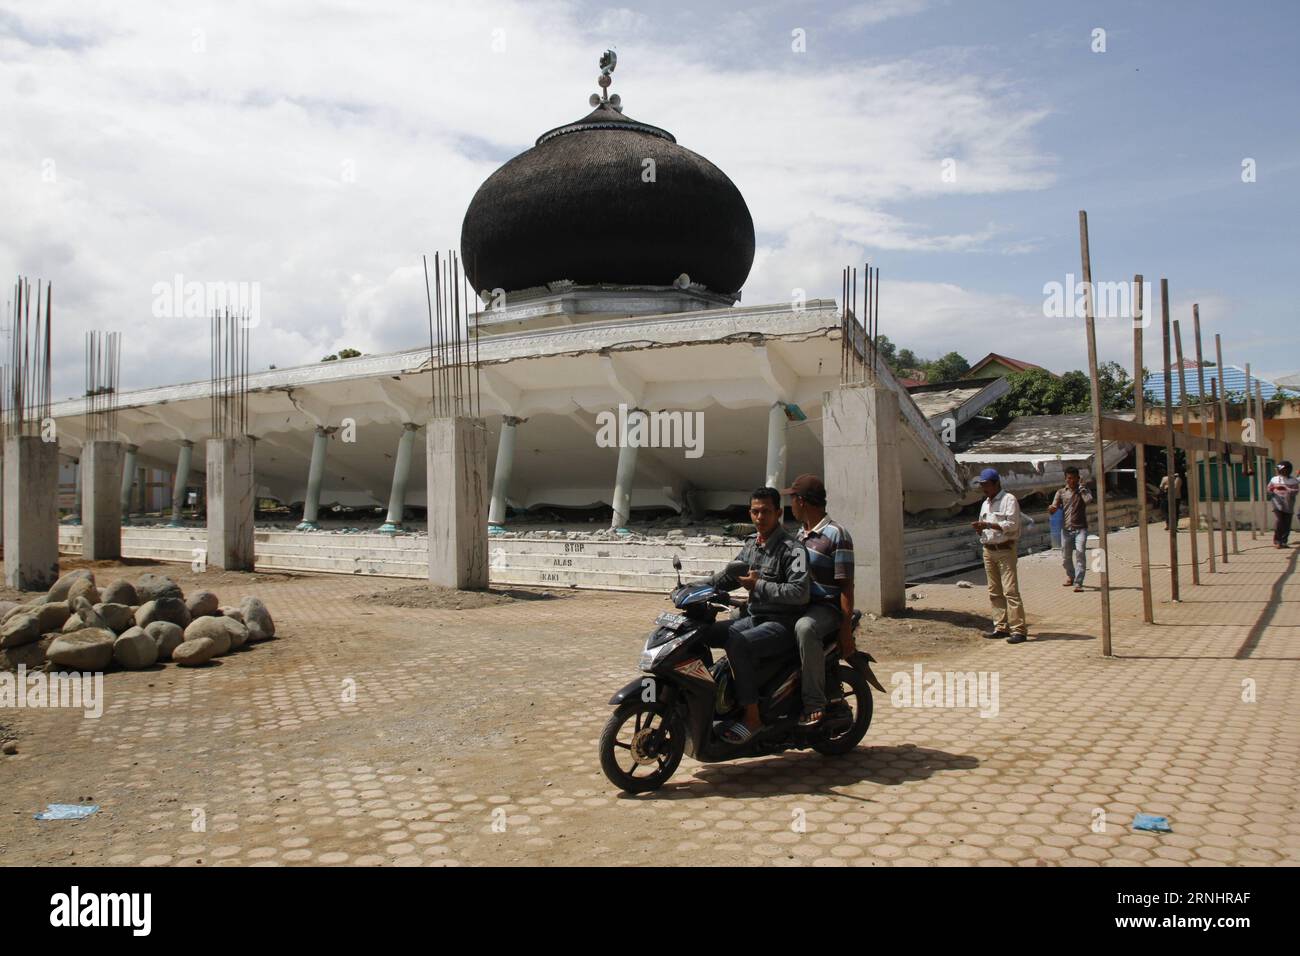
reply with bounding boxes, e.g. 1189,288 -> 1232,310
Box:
1267,460 -> 1299,548
972,468 -> 1028,644
1050,466 -> 1094,592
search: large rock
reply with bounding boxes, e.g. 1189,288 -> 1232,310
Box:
46,629 -> 116,670
66,577 -> 101,606
101,579 -> 139,606
186,591 -> 220,618
173,637 -> 217,667
61,613 -> 85,634
0,614 -> 42,649
240,597 -> 276,642
219,606 -> 244,623
145,621 -> 185,661
0,601 -> 19,621
136,573 -> 183,604
94,603 -> 136,634
136,597 -> 191,630
182,616 -> 242,656
35,601 -> 71,633
0,634 -> 54,671
47,569 -> 94,603
2,602 -> 35,623
113,628 -> 159,670
72,597 -> 111,631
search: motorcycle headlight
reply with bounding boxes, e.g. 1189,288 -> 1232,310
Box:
640,635 -> 686,671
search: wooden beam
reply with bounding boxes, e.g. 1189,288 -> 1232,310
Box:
1192,306 -> 1216,573
1211,378 -> 1229,562
1133,275 -> 1153,624
1098,415 -> 1265,456
1079,211 -> 1111,656
1160,279 -> 1179,601
1246,363 -> 1258,539
1218,334 -> 1239,554
1174,320 -> 1202,585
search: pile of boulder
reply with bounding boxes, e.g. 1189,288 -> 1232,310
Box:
0,570 -> 276,672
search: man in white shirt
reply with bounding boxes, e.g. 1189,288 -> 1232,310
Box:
1267,460 -> 1299,548
971,468 -> 1028,643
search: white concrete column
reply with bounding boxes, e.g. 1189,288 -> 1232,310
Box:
610,408 -> 646,531
765,401 -> 788,490
119,443 -> 139,522
169,440 -> 194,527
70,454 -> 82,525
379,423 -> 419,532
489,415 -> 522,529
206,437 -> 256,571
81,440 -> 123,560
822,386 -> 906,616
297,426 -> 331,530
427,417 -> 488,589
4,435 -> 60,591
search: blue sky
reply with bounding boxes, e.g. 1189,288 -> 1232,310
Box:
1,0 -> 1296,398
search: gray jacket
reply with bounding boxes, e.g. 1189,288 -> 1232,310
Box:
710,524 -> 811,619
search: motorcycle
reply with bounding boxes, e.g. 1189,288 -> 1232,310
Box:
599,558 -> 885,794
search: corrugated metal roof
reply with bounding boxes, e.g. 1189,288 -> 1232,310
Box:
1145,364 -> 1295,404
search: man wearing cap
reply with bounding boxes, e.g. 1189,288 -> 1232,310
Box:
782,475 -> 856,728
972,468 -> 1028,643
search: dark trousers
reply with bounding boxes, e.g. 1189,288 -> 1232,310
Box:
709,615 -> 796,708
1275,509 -> 1294,546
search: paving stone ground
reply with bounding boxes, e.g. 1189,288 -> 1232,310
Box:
0,523 -> 1296,867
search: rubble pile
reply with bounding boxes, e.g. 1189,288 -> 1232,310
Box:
0,570 -> 276,671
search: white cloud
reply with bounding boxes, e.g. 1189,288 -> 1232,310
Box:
839,0 -> 933,29
0,0 -> 1055,397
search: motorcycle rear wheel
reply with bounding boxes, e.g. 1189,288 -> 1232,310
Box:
599,698 -> 686,794
811,662 -> 873,756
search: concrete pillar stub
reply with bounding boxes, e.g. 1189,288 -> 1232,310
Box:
426,416 -> 488,589
120,443 -> 139,521
489,415 -> 523,528
610,408 -> 646,531
3,435 -> 60,591
380,423 -> 419,532
206,437 -> 256,571
821,386 -> 906,616
766,401 -> 788,490
81,440 -> 124,560
170,440 -> 194,527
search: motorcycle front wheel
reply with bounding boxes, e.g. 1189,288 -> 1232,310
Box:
599,698 -> 686,794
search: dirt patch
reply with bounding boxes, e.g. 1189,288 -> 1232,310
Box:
854,606 -> 988,662
353,583 -> 570,610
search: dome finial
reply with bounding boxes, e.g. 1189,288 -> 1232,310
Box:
588,49 -> 622,112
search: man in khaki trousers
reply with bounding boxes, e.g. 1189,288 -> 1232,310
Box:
970,468 -> 1028,644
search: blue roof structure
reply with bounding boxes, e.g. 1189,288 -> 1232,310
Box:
1144,364 -> 1296,406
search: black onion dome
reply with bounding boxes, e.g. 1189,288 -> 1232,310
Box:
460,101 -> 755,297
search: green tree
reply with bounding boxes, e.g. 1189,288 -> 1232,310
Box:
896,348 -> 921,371
985,363 -> 1134,426
873,334 -> 897,367
926,351 -> 971,383
321,347 -> 362,362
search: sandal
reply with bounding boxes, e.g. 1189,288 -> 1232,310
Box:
720,721 -> 760,744
798,709 -> 824,728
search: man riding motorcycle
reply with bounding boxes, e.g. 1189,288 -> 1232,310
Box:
706,486 -> 810,744
784,474 -> 858,729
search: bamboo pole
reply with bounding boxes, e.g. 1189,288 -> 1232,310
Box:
1245,364 -> 1258,540
1192,306 -> 1216,572
1173,321 -> 1202,584
1211,378 -> 1229,561
1133,274 -> 1153,623
1217,333 -> 1238,553
1160,279 -> 1180,601
1078,211 -> 1112,656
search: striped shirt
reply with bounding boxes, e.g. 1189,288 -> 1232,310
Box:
796,516 -> 854,605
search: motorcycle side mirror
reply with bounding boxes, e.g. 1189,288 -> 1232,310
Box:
672,555 -> 682,586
